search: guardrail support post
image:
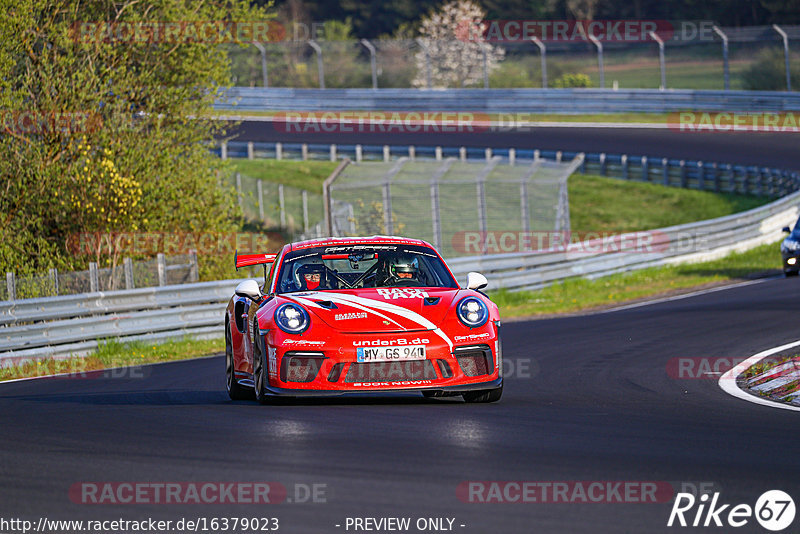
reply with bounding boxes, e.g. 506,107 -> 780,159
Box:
189,250 -> 199,282
712,162 -> 720,192
587,34 -> 605,89
409,146 -> 415,161
485,148 -> 492,161
509,148 -> 516,166
382,182 -> 393,235
727,164 -> 736,193
275,142 -> 282,160
301,144 -> 309,161
712,26 -> 730,91
308,40 -> 325,89
49,268 -> 59,296
355,144 -> 363,163
247,142 -> 254,160
430,180 -> 441,250
278,184 -> 286,228
520,180 -> 530,234
330,144 -> 337,162
649,31 -> 666,90
235,173 -> 243,212
360,39 -> 379,89
679,160 -> 687,187
773,25 -> 792,91
641,156 -> 649,181
257,179 -> 265,221
156,255 -> 166,287
383,145 -> 390,162
6,272 -> 15,301
621,154 -> 628,180
220,140 -> 228,160
534,149 -> 541,162
435,146 -> 442,161
599,153 -> 606,175
662,158 -> 669,186
124,257 -> 134,290
302,190 -> 310,234
416,38 -> 432,89
459,147 -> 466,161
555,150 -> 562,163
697,161 -> 705,190
90,262 -> 99,292
530,37 -> 547,88
253,42 -> 269,87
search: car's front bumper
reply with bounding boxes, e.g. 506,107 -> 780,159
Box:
263,377 -> 503,397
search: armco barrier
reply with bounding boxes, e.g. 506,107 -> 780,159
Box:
1,189 -> 798,362
216,87 -> 800,114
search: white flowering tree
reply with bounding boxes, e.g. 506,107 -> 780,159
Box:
412,0 -> 505,88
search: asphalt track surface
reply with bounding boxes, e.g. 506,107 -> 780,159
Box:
2,278 -> 800,533
229,121 -> 800,170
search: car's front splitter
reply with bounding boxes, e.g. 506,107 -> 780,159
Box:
261,377 -> 503,397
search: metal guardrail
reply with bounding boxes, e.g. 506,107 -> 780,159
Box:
0,280 -> 242,362
216,87 -> 800,114
1,187 -> 798,362
221,141 -> 800,198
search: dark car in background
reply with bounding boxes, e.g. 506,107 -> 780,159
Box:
781,217 -> 800,276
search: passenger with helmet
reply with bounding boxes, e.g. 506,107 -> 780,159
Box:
296,263 -> 327,291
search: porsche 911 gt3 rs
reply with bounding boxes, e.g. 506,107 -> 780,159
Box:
224,236 -> 502,403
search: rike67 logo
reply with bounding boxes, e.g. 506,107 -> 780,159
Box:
668,490 -> 795,531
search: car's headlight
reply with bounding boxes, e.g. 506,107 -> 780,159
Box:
274,303 -> 310,334
457,297 -> 489,328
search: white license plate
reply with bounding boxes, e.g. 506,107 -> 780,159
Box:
356,345 -> 426,363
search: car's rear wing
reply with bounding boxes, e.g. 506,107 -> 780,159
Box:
235,252 -> 277,271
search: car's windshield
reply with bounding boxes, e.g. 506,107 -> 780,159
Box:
275,244 -> 458,293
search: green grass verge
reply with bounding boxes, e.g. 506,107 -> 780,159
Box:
230,160 -> 769,235
0,337 -> 224,382
489,240 -> 780,317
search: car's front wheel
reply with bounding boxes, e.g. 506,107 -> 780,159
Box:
462,384 -> 503,403
252,326 -> 271,405
226,322 -> 251,401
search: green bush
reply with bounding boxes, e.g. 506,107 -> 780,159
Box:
741,48 -> 800,91
553,73 -> 593,88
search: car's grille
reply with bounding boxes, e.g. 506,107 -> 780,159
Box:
454,345 -> 493,377
280,352 -> 325,383
344,360 -> 438,383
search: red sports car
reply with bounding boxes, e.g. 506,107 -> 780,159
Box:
224,236 -> 502,403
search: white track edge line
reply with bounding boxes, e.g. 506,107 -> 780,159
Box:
718,339 -> 800,412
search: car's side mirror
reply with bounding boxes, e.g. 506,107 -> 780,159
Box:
235,279 -> 262,301
466,272 -> 488,290
783,226 -> 792,233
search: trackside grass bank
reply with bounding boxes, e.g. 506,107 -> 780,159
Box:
230,160 -> 769,235
489,240 -> 780,317
0,338 -> 224,383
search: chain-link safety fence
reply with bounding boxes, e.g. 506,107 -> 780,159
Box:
3,253 -> 199,301
326,155 -> 581,258
226,24 -> 800,91
223,172 -> 326,240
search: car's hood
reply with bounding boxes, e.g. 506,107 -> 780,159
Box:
282,287 -> 460,332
